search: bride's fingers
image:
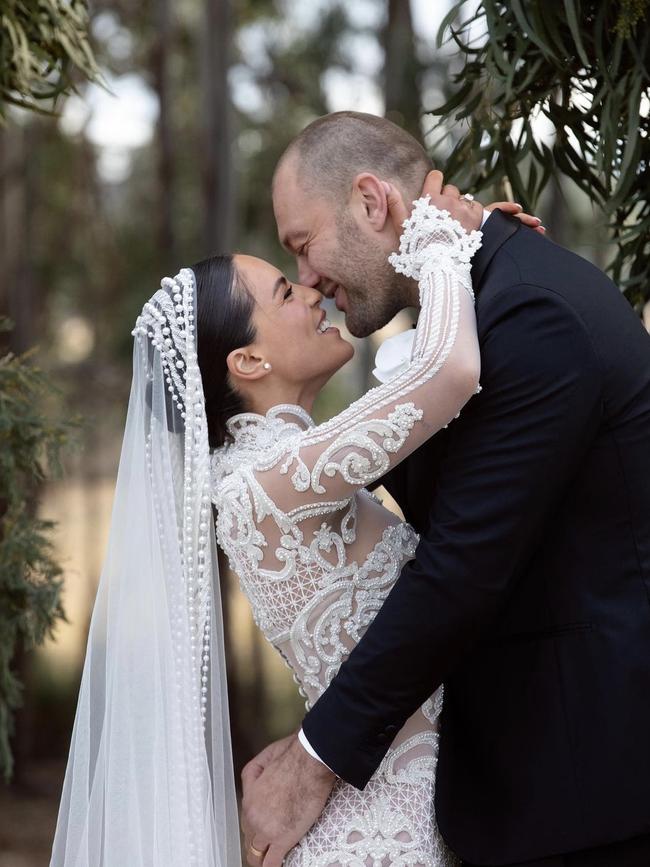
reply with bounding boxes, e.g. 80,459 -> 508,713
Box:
515,212 -> 545,229
382,182 -> 409,234
487,201 -> 522,213
442,183 -> 461,198
487,201 -> 546,234
421,169 -> 444,199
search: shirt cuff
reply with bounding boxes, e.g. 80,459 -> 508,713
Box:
298,728 -> 337,775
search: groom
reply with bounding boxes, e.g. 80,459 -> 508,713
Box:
241,111 -> 650,866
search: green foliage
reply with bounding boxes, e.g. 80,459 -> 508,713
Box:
614,0 -> 648,38
0,317 -> 79,781
431,0 -> 650,308
0,0 -> 101,120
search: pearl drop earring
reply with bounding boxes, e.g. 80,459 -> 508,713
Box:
263,362 -> 272,370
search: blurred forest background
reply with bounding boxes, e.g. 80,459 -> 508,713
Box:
0,0 -> 648,864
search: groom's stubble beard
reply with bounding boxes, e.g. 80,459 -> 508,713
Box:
335,209 -> 413,339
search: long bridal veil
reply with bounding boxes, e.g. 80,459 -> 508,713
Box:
49,269 -> 241,866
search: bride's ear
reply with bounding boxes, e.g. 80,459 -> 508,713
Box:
353,173 -> 389,231
226,347 -> 271,382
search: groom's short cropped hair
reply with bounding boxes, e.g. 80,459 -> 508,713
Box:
275,111 -> 432,205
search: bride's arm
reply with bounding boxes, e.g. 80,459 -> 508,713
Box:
255,197 -> 482,510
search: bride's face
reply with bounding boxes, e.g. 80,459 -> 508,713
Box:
231,254 -> 354,392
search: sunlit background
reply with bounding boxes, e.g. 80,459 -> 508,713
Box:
0,0 -> 628,863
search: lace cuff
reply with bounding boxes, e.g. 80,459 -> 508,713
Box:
388,196 -> 482,299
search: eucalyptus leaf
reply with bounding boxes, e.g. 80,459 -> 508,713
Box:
1,0 -> 102,119
563,0 -> 590,68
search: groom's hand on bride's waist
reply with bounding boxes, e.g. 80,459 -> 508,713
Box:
241,733 -> 336,866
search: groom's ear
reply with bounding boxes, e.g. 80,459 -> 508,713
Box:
353,173 -> 389,232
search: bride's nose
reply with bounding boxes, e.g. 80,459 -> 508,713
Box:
294,284 -> 324,306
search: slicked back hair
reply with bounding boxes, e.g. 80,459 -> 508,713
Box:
275,111 -> 432,206
193,255 -> 256,449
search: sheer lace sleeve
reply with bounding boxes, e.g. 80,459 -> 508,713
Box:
257,197 -> 482,509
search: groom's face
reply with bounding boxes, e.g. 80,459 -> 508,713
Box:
273,159 -> 407,338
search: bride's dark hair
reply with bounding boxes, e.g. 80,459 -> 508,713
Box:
193,254 -> 256,449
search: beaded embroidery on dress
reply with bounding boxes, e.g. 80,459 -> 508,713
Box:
211,200 -> 482,866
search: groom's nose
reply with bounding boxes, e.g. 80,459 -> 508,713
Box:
297,256 -> 322,290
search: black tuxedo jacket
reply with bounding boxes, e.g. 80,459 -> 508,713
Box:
302,211 -> 650,865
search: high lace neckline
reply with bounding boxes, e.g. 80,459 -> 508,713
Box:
225,403 -> 315,451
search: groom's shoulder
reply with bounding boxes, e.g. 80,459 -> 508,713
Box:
475,226 -> 650,380
477,224 -> 622,320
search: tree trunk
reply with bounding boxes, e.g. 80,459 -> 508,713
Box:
152,0 -> 176,267
202,0 -> 244,778
201,0 -> 235,253
1,124 -> 39,354
3,123 -> 41,788
201,2 -> 245,771
383,0 -> 423,142
0,128 -> 5,323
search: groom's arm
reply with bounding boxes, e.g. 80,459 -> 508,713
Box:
302,280 -> 603,788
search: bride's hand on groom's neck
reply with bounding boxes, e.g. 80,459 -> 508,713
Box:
383,169 -> 484,239
384,168 -> 546,238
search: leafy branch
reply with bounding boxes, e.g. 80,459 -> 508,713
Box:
1,0 -> 102,121
430,0 -> 650,308
0,317 -> 80,781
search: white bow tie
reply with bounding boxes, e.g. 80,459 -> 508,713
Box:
372,328 -> 416,383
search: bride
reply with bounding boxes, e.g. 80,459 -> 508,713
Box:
49,180 -> 530,866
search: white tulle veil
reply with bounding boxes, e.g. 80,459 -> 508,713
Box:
49,268 -> 241,866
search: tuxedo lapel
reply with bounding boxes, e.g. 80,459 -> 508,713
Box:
471,209 -> 521,296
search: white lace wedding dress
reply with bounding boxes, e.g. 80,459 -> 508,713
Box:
210,200 -> 482,867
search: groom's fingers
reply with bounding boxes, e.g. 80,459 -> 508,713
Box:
241,809 -> 253,841
241,760 -> 258,786
246,834 -> 272,866
382,182 -> 409,233
262,841 -> 290,867
241,757 -> 265,791
242,736 -> 292,788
